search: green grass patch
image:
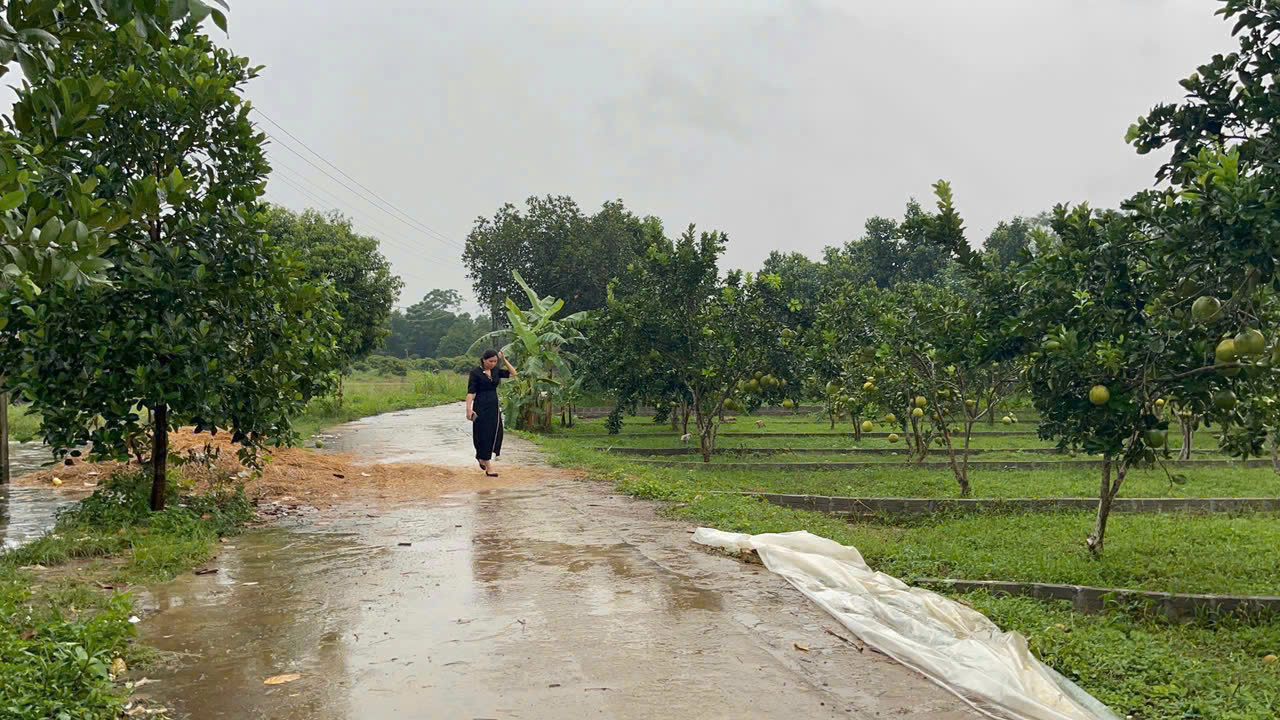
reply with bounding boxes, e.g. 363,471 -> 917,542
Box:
529,432 -> 1280,719
292,370 -> 467,442
0,469 -> 252,719
5,401 -> 41,443
537,436 -> 1280,500
964,592 -> 1280,720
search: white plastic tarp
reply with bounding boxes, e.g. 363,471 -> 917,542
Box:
692,528 -> 1121,720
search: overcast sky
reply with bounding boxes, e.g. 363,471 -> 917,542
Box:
221,0 -> 1234,314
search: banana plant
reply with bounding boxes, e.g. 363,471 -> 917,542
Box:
471,270 -> 588,430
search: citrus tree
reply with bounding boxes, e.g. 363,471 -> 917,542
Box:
868,282 -> 1021,495
927,153 -> 1279,554
1,23 -> 344,511
597,226 -> 792,461
0,0 -> 225,297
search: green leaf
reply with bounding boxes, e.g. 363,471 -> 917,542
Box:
0,189 -> 25,212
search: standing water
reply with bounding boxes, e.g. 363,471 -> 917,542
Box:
1,442 -> 80,551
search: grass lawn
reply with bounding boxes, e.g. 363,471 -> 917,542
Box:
0,470 -> 252,719
292,370 -> 467,442
5,401 -> 40,443
528,432 -> 1280,720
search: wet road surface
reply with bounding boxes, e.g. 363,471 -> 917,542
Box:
136,404 -> 978,719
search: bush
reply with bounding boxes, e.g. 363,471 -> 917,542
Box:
447,355 -> 475,374
414,357 -> 441,372
367,355 -> 409,376
606,406 -> 624,435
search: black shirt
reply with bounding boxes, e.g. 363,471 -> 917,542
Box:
468,367 -> 510,395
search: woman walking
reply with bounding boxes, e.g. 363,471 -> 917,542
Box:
466,350 -> 517,476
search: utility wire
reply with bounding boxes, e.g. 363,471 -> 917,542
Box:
267,175 -> 460,270
252,107 -> 466,251
269,162 -> 463,268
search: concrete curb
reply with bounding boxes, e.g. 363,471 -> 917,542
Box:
569,430 -> 1041,439
723,491 -> 1280,515
606,447 -> 1088,457
630,458 -> 1274,471
913,578 -> 1280,619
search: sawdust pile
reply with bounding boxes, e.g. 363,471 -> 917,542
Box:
16,428 -> 570,508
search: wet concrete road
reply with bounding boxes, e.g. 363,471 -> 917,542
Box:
138,404 -> 978,719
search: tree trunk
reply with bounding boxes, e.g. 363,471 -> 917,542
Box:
1270,430 -> 1279,476
671,408 -> 679,431
938,409 -> 968,496
337,375 -> 344,409
150,403 -> 169,512
1179,416 -> 1196,461
0,389 -> 9,486
1087,455 -> 1127,556
830,410 -> 836,430
681,402 -> 691,437
852,413 -> 862,442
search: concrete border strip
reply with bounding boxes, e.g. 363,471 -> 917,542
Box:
912,577 -> 1280,619
630,458 -> 1274,471
722,491 -> 1280,515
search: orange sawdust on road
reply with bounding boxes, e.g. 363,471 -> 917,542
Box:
15,428 -> 567,507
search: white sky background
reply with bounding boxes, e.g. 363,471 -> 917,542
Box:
216,0 -> 1235,313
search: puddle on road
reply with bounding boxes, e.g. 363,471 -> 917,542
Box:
2,442 -> 82,551
137,488 -> 725,720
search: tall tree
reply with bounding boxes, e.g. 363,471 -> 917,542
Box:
462,196 -> 658,319
820,201 -> 953,291
1,23 -> 343,511
265,206 -> 403,363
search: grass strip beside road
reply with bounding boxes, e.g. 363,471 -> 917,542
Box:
0,470 -> 252,719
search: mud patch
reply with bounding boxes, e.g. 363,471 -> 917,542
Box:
14,428 -> 570,508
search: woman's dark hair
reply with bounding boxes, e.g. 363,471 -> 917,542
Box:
480,349 -> 499,365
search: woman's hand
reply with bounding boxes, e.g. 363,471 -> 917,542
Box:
467,409 -> 476,421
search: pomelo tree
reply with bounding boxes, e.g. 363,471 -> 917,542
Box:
1,22 -> 345,511
926,153 -> 1278,553
598,226 -> 793,461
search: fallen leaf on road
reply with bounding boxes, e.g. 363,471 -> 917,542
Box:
241,582 -> 259,586
111,657 -> 128,676
361,472 -> 371,477
264,674 -> 301,685
794,643 -> 809,652
332,474 -> 345,479
398,542 -> 412,547
194,568 -> 218,576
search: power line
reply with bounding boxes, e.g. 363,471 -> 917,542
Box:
251,107 -> 466,251
267,175 -> 461,271
269,162 -> 463,268
259,127 -> 465,251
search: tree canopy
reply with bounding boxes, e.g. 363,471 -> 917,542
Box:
265,206 -> 403,364
1,21 -> 344,510
462,196 -> 662,318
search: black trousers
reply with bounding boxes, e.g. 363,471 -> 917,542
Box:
472,398 -> 503,461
